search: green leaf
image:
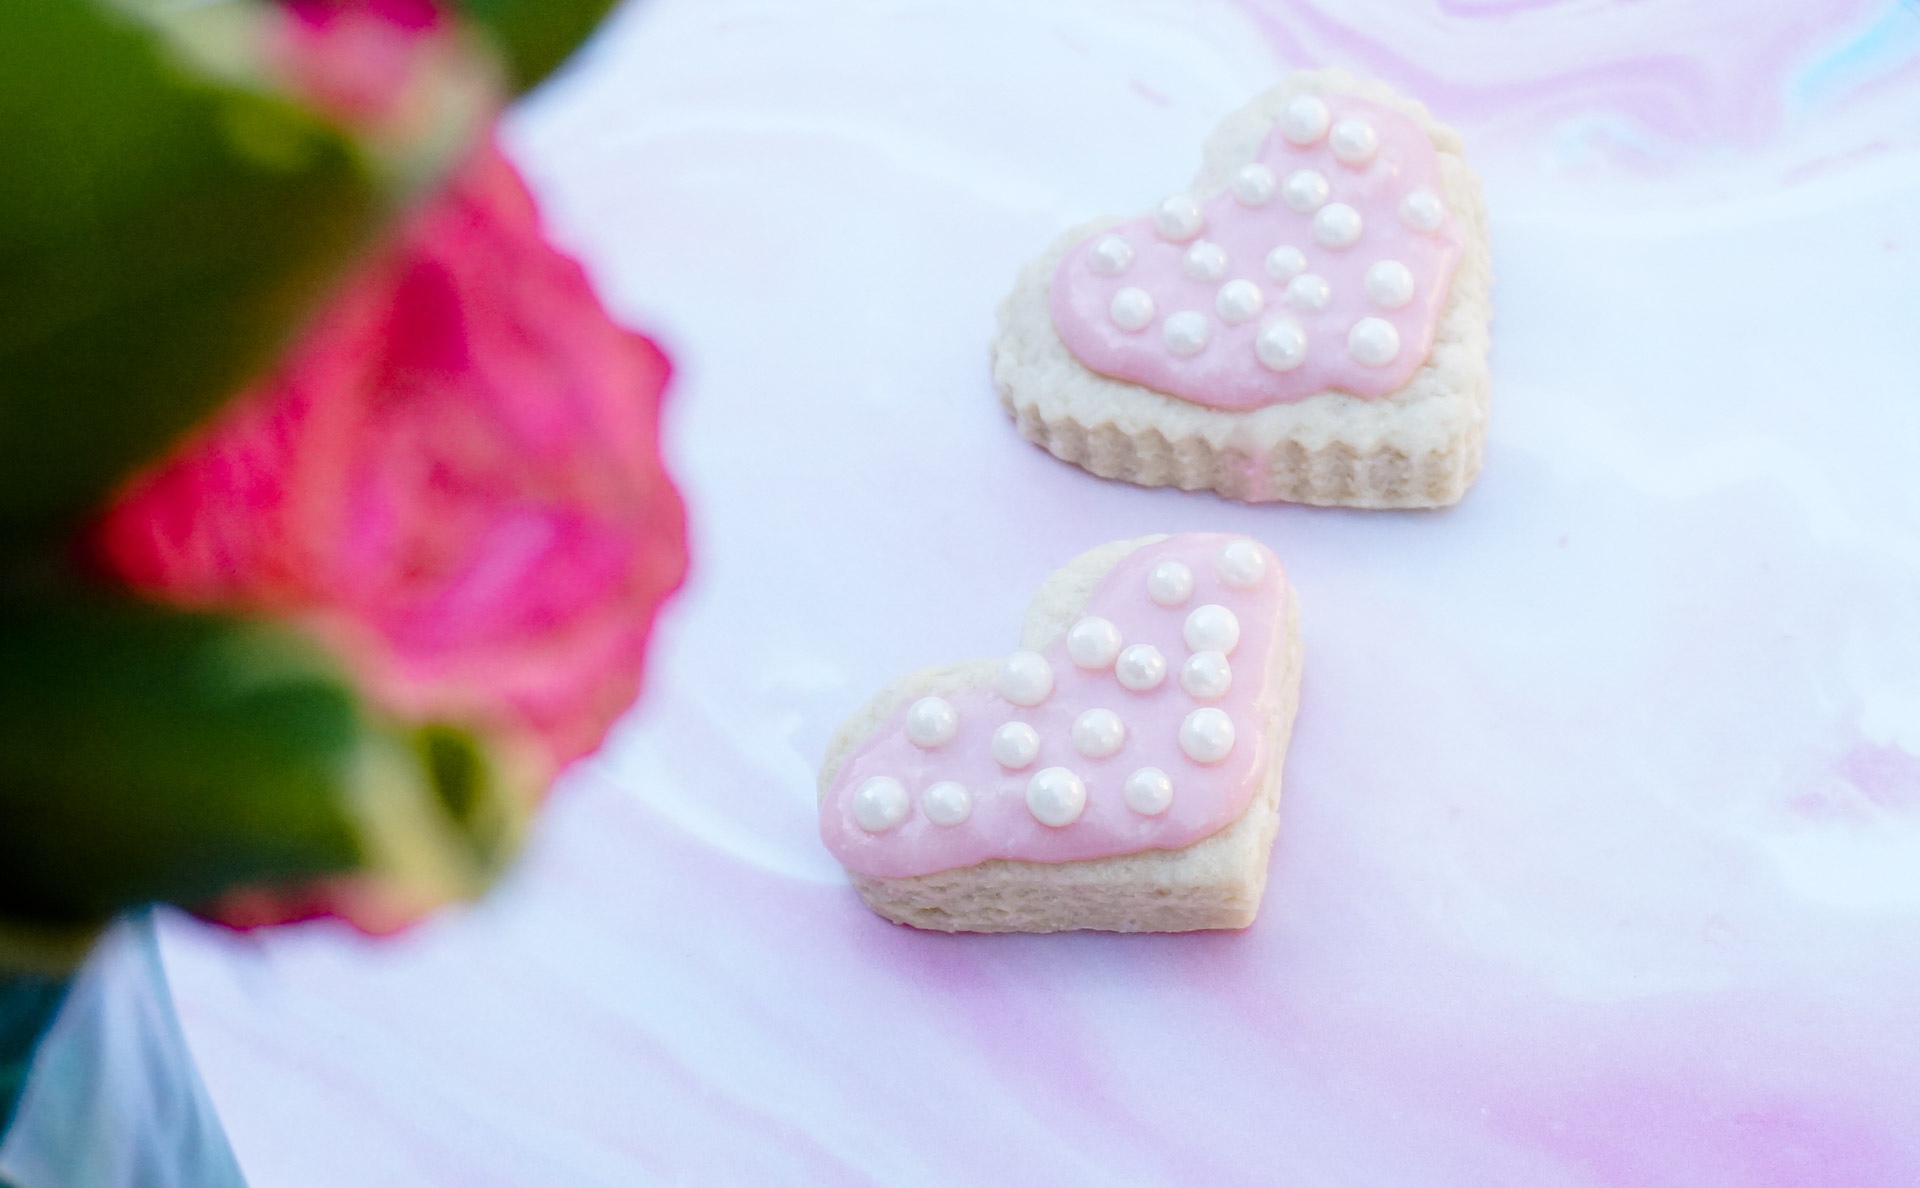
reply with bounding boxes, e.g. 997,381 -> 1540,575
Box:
449,0 -> 621,93
0,0 -> 489,548
0,593 -> 526,931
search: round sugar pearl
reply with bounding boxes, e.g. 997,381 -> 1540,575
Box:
1255,320 -> 1307,372
1155,195 -> 1204,241
1265,245 -> 1307,282
1312,203 -> 1363,249
1067,616 -> 1123,669
1148,560 -> 1194,606
1285,274 -> 1331,312
992,721 -> 1041,769
1026,767 -> 1087,827
1281,169 -> 1329,214
1180,651 -> 1233,701
1184,604 -> 1240,654
1280,95 -> 1330,145
1400,189 -> 1446,232
1072,708 -> 1126,759
1110,287 -> 1155,332
922,781 -> 972,827
852,776 -> 909,832
1216,540 -> 1267,588
1215,280 -> 1265,325
1365,260 -> 1414,308
1115,644 -> 1167,692
905,696 -> 958,748
1232,163 -> 1277,206
1348,317 -> 1401,366
1183,240 -> 1228,282
1180,708 -> 1236,764
1163,311 -> 1211,357
1124,767 -> 1174,816
999,651 -> 1054,706
1329,118 -> 1379,166
1088,235 -> 1133,275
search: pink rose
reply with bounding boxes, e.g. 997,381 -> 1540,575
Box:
93,137 -> 687,782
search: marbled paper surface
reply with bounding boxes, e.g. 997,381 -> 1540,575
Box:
155,1 -> 1920,1184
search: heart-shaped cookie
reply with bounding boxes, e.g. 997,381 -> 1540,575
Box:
1049,95 -> 1461,406
818,533 -> 1302,933
992,69 -> 1491,508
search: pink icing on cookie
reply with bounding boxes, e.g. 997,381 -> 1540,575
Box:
821,534 -> 1289,879
1048,94 -> 1463,407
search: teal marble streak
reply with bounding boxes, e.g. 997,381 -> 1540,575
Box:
1791,0 -> 1920,117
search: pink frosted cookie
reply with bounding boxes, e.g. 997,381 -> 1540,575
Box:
992,70 -> 1491,509
818,533 -> 1303,933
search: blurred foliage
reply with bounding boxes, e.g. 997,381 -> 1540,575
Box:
1,592 -> 385,924
0,1 -> 400,549
0,0 -> 618,1134
0,0 -> 620,551
0,588 -> 528,940
451,0 -> 622,92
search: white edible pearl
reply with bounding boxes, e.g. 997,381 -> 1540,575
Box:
1180,650 -> 1233,700
852,776 -> 909,832
1110,288 -> 1155,332
1255,320 -> 1307,372
1348,317 -> 1401,366
1123,767 -> 1174,816
1265,245 -> 1307,282
1026,767 -> 1087,827
999,651 -> 1054,706
1280,169 -> 1329,214
1215,279 -> 1265,325
905,696 -> 959,747
1364,260 -> 1415,309
992,721 -> 1041,769
1180,708 -> 1237,764
1216,539 -> 1268,588
1284,273 -> 1331,312
1232,163 -> 1277,206
1183,240 -> 1227,282
1067,616 -> 1123,669
922,781 -> 972,827
1311,203 -> 1363,249
1072,708 -> 1126,758
1147,560 -> 1194,606
1329,118 -> 1379,166
1154,195 -> 1204,242
1183,604 -> 1241,654
1163,311 -> 1211,357
1400,189 -> 1446,232
1115,644 -> 1167,691
1088,235 -> 1133,275
1280,94 -> 1330,145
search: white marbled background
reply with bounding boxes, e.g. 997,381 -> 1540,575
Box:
155,1 -> 1920,1183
